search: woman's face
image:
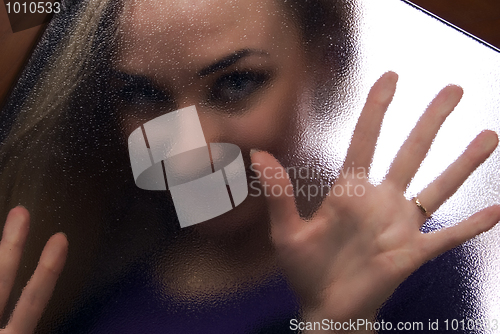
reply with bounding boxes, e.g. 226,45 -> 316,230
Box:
113,0 -> 319,232
115,0 -> 311,157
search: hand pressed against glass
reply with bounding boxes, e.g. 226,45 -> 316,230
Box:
251,72 -> 500,331
0,207 -> 67,334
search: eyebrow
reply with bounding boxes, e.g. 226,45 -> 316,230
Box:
197,49 -> 269,77
111,69 -> 154,86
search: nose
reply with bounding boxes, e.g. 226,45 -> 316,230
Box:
176,100 -> 224,145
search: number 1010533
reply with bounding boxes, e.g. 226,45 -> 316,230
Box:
5,2 -> 60,14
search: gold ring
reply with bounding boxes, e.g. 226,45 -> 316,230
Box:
413,197 -> 431,218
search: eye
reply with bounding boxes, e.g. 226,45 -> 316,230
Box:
209,71 -> 271,105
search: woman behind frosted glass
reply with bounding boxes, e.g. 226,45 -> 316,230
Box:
0,0 -> 499,333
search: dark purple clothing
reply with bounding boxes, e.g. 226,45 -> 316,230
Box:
88,271 -> 300,334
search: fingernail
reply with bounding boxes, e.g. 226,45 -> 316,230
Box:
383,71 -> 399,84
250,148 -> 260,157
483,131 -> 499,151
4,207 -> 29,239
7,207 -> 22,222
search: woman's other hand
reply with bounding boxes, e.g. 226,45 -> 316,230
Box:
0,206 -> 67,334
251,72 -> 500,332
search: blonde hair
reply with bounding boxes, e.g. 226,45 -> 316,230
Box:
1,0 -> 119,215
0,1 -> 117,330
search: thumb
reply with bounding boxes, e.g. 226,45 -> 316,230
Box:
250,150 -> 302,236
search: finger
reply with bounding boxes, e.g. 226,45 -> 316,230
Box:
422,205 -> 500,259
418,130 -> 498,214
0,206 -> 30,318
250,150 -> 302,237
387,85 -> 463,190
7,233 -> 68,334
344,71 -> 398,170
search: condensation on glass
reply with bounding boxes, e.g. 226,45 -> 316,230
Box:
0,0 -> 498,332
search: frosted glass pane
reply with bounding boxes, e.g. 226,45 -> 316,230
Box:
0,0 -> 498,332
